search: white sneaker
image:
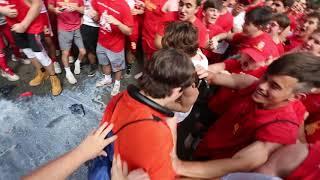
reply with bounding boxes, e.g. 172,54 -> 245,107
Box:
66,72 -> 77,84
111,82 -> 120,96
68,56 -> 74,63
11,54 -> 18,62
54,62 -> 62,74
1,69 -> 20,81
96,77 -> 112,87
134,72 -> 143,79
12,55 -> 31,64
74,60 -> 81,75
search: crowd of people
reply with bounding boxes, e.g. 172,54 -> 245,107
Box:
2,0 -> 320,179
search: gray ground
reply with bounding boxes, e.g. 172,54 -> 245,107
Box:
0,60 -> 140,180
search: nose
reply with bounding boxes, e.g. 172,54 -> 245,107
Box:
258,81 -> 269,92
181,5 -> 187,12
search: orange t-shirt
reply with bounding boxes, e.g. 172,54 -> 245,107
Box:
101,91 -> 175,180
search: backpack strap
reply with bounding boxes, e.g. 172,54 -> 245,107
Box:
114,115 -> 163,135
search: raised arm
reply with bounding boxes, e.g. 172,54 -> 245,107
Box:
173,141 -> 281,179
22,123 -> 117,180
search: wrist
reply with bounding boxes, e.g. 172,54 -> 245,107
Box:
73,145 -> 93,162
20,21 -> 28,29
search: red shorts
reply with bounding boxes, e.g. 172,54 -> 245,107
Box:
40,13 -> 53,37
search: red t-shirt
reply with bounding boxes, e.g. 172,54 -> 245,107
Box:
284,34 -> 305,52
286,142 -> 320,180
92,0 -> 133,52
142,0 -> 167,54
158,12 -> 208,49
202,24 -> 225,63
208,59 -> 267,115
302,94 -> 320,143
195,88 -> 302,159
1,0 -> 44,34
48,0 -> 83,31
101,91 -> 175,180
215,11 -> 234,33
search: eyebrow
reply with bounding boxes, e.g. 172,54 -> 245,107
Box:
271,80 -> 282,89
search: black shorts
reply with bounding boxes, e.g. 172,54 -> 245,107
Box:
80,24 -> 99,53
12,32 -> 45,52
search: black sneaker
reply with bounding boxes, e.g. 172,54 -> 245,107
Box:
88,64 -> 97,77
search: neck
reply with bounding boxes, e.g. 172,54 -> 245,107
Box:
188,15 -> 196,23
249,30 -> 263,38
272,33 -> 281,44
258,101 -> 290,110
139,90 -> 167,107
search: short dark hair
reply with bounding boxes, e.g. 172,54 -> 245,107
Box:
162,21 -> 199,57
267,53 -> 320,92
196,0 -> 202,6
203,0 -> 223,11
139,48 -> 195,98
283,0 -> 294,7
272,13 -> 290,29
245,6 -> 273,27
307,11 -> 320,28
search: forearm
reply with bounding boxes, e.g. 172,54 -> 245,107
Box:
76,6 -> 84,14
22,147 -> 88,180
21,0 -> 42,28
208,72 -> 257,89
176,158 -> 254,179
118,23 -> 132,36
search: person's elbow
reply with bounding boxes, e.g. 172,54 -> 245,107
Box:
232,149 -> 269,171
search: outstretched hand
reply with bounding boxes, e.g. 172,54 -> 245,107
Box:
111,154 -> 150,180
76,122 -> 117,161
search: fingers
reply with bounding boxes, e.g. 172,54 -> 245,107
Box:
99,151 -> 108,157
103,135 -> 117,147
100,123 -> 114,138
116,154 -> 123,174
122,160 -> 128,176
95,122 -> 108,136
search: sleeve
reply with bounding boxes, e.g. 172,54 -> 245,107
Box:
255,120 -> 300,144
91,0 -> 98,11
47,0 -> 56,6
224,59 -> 240,72
78,0 -> 84,6
121,121 -> 176,180
121,3 -> 134,27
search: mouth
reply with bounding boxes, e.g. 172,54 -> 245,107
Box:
179,12 -> 186,19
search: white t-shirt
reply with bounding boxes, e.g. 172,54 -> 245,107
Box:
233,11 -> 245,32
40,1 -> 47,14
83,0 -> 99,27
191,49 -> 208,70
175,49 -> 208,123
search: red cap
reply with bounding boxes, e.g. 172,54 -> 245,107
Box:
240,47 -> 267,62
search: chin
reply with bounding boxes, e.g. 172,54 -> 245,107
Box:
251,93 -> 266,104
